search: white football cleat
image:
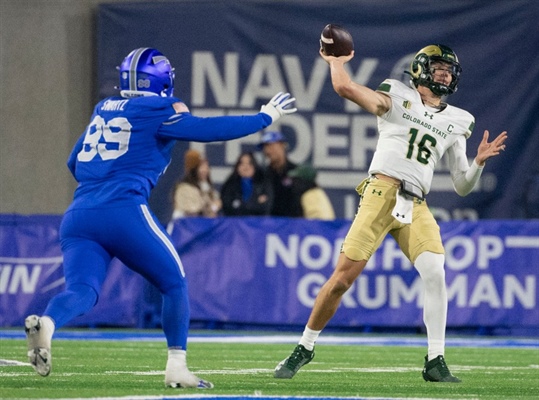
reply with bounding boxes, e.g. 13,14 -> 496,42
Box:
165,358 -> 213,389
25,315 -> 54,377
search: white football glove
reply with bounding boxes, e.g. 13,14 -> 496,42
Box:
260,92 -> 297,123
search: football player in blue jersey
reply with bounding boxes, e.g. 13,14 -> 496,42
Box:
24,47 -> 297,389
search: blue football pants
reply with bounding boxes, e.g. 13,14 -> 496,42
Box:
44,204 -> 189,349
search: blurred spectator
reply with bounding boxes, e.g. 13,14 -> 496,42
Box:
170,149 -> 222,221
220,152 -> 273,216
257,131 -> 302,217
288,164 -> 336,220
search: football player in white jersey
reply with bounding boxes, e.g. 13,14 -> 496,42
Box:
274,44 -> 507,382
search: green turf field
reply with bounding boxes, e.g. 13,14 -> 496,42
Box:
1,338 -> 538,399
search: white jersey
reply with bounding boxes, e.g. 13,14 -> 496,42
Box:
369,79 -> 475,194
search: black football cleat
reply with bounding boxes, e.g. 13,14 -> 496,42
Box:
422,355 -> 461,382
274,344 -> 315,379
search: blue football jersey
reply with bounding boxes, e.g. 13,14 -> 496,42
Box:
67,95 -> 271,209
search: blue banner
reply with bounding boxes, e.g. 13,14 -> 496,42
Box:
1,215 -> 538,330
170,218 -> 539,329
96,1 -> 539,222
0,215 -> 145,328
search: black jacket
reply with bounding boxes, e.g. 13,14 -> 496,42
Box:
265,160 -> 303,217
220,170 -> 274,216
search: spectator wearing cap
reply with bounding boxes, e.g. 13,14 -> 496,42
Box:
288,164 -> 336,220
257,131 -> 302,217
169,149 -> 222,224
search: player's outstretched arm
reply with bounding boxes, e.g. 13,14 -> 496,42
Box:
475,130 -> 508,166
159,92 -> 297,142
320,49 -> 390,116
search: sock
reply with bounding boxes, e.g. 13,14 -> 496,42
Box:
41,316 -> 55,340
427,340 -> 445,361
299,326 -> 321,351
414,252 -> 447,361
168,349 -> 187,367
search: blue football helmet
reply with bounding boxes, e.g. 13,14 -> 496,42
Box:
118,48 -> 175,97
408,44 -> 462,96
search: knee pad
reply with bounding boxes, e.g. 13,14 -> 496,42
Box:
160,278 -> 187,297
65,283 -> 99,308
44,283 -> 99,328
414,252 -> 445,286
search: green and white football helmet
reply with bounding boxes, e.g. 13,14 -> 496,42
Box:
408,44 -> 462,96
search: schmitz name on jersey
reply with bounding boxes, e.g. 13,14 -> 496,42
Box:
101,99 -> 129,111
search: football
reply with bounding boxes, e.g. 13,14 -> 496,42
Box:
320,24 -> 354,57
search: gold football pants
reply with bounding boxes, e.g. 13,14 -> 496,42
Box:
342,177 -> 444,263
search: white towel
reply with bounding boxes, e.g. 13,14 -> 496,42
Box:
391,192 -> 413,224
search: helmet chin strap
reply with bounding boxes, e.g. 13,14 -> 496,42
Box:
428,83 -> 451,97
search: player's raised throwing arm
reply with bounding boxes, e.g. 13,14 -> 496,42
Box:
320,50 -> 391,117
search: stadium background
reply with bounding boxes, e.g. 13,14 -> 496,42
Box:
0,0 -> 538,335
